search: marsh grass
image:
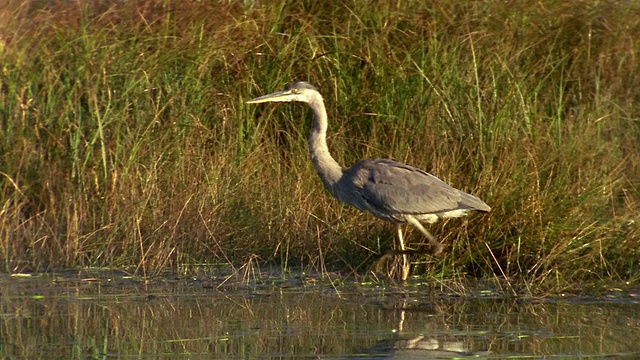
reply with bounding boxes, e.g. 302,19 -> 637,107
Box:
0,0 -> 639,292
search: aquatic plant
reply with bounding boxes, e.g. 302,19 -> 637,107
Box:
0,0 -> 638,291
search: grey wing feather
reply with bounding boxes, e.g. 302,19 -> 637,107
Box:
344,159 -> 489,218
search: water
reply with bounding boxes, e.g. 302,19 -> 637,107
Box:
1,270 -> 639,359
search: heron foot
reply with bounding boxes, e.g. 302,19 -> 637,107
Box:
431,241 -> 444,256
373,245 -> 442,280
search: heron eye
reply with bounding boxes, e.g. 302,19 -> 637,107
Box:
291,89 -> 299,94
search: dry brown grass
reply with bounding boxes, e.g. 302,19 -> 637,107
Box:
0,0 -> 638,291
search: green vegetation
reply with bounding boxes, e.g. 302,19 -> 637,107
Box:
0,0 -> 638,291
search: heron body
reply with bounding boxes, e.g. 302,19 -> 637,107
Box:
247,82 -> 490,280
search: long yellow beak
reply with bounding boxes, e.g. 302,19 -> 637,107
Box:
246,89 -> 296,104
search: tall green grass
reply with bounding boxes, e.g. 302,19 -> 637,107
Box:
0,0 -> 638,291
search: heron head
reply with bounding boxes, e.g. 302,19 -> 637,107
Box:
247,81 -> 319,104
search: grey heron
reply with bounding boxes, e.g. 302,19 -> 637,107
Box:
247,81 -> 490,280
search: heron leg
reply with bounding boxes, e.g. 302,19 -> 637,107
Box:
397,224 -> 410,281
405,215 -> 444,256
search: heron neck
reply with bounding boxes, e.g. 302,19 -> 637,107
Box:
308,96 -> 344,190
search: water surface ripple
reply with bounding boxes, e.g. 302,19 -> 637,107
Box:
1,271 -> 639,359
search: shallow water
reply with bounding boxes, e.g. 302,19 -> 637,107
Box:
1,270 -> 639,359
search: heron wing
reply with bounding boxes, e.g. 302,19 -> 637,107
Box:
346,159 -> 485,217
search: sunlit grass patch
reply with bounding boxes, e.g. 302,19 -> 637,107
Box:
0,0 -> 638,292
